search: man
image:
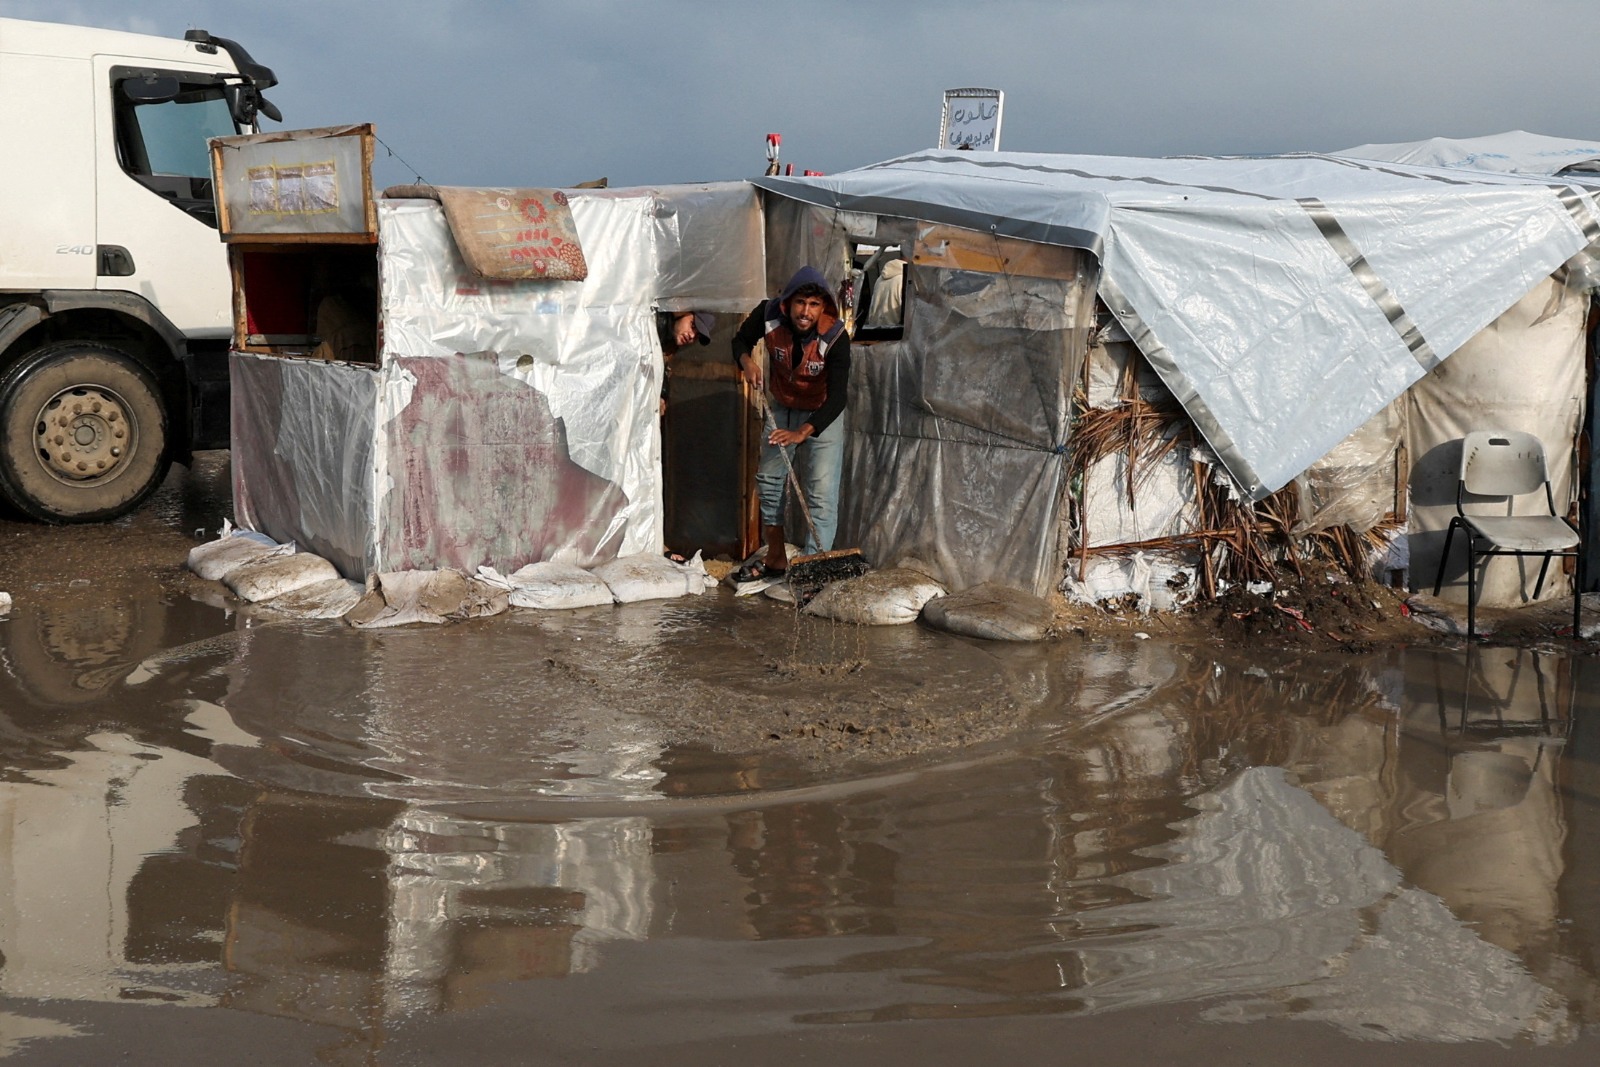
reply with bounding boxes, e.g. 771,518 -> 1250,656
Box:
731,266 -> 850,581
657,309 -> 714,415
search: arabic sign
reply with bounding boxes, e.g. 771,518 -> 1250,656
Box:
938,88 -> 1004,151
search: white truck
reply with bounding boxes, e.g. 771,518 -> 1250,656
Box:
0,18 -> 279,522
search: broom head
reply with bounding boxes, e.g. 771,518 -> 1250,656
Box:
787,547 -> 870,604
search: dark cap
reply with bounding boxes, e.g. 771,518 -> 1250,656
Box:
693,310 -> 715,345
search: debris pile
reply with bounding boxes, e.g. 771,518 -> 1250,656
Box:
1198,569 -> 1401,651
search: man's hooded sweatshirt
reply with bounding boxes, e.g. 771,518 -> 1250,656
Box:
732,266 -> 851,435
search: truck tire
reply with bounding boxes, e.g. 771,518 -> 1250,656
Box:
0,341 -> 171,523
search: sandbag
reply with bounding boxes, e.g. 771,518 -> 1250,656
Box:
920,582 -> 1056,641
0,591 -> 11,618
345,570 -> 510,628
592,552 -> 713,604
802,568 -> 947,625
258,578 -> 365,620
225,552 -> 342,603
187,526 -> 292,581
504,561 -> 615,610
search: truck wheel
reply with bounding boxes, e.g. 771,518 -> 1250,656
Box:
0,342 -> 171,523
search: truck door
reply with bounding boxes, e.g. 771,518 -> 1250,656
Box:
0,43 -> 98,292
92,55 -> 237,339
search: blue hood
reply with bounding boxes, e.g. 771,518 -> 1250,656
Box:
771,265 -> 839,323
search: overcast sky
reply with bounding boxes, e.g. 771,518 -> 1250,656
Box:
9,0 -> 1599,190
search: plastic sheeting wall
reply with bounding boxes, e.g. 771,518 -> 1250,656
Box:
378,197 -> 661,570
232,352 -> 377,578
838,256 -> 1094,596
232,184 -> 766,578
1408,275 -> 1588,608
761,196 -> 853,295
1293,400 -> 1404,537
651,183 -> 766,313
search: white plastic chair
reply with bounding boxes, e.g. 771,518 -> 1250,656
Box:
1431,430 -> 1582,640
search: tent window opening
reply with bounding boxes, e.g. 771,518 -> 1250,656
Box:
851,242 -> 907,341
233,245 -> 380,364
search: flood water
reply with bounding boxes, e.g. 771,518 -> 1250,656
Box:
2,460 -> 1600,1065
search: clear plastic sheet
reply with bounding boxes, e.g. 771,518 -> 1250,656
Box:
1292,399 -> 1404,536
837,258 -> 1094,596
213,125 -> 372,237
647,182 -> 767,313
231,352 -> 378,578
760,198 -> 851,294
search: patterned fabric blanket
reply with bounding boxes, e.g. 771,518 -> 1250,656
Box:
381,184 -> 588,281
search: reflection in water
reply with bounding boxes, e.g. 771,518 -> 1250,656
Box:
2,590 -> 1599,1055
382,811 -> 654,1014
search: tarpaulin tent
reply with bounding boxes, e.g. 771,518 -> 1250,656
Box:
755,149 -> 1600,604
1339,130 -> 1600,178
219,127 -> 765,580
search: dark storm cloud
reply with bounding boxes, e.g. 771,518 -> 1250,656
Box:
10,0 -> 1600,187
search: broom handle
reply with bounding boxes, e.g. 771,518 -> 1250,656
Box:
755,390 -> 822,549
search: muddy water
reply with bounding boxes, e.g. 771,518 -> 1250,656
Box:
2,459 -> 1600,1065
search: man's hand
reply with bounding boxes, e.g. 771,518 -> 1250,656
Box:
739,353 -> 763,390
767,425 -> 813,447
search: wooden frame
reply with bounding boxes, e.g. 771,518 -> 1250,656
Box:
911,223 -> 1081,280
228,243 -> 380,363
211,123 -> 378,245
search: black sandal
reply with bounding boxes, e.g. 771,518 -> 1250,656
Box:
733,559 -> 785,583
663,549 -> 687,564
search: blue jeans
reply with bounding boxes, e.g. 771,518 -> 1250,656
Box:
757,398 -> 844,555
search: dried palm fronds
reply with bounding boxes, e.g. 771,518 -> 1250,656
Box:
1067,344 -> 1403,606
1069,398 -> 1191,501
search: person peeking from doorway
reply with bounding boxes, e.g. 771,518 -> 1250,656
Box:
657,309 -> 714,417
657,309 -> 714,562
730,265 -> 851,582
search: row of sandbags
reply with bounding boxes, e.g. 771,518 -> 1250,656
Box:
186,523 -> 717,628
187,524 -> 1056,639
784,566 -> 1058,641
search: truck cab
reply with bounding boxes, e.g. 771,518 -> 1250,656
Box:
0,18 -> 278,521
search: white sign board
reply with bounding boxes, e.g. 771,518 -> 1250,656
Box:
938,88 -> 1004,151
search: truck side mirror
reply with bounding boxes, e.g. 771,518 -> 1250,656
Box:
223,82 -> 282,127
223,82 -> 257,126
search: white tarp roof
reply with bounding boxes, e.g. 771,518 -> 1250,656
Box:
756,150 -> 1600,499
1340,129 -> 1600,178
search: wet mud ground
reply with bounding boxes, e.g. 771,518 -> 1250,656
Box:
3,454 -> 1600,1064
